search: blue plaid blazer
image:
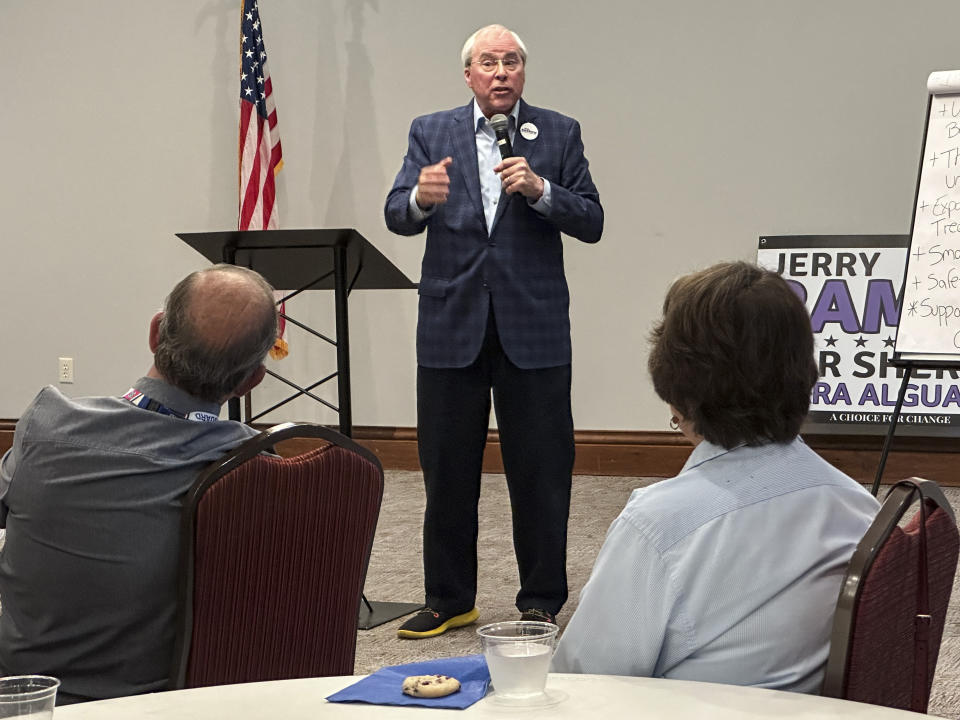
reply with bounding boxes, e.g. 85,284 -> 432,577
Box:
384,99 -> 603,369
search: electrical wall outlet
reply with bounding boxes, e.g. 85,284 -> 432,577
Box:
58,357 -> 74,384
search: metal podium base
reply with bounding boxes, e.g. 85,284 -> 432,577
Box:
358,600 -> 424,630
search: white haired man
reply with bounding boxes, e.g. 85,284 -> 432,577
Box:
385,24 -> 603,638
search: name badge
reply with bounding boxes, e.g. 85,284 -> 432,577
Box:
187,411 -> 221,423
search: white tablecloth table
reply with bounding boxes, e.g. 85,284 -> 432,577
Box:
53,673 -> 935,719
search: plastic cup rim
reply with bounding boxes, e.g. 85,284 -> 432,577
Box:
476,620 -> 559,638
0,675 -> 61,703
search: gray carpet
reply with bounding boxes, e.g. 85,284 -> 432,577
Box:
357,472 -> 960,719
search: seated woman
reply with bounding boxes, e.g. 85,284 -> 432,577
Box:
552,261 -> 879,693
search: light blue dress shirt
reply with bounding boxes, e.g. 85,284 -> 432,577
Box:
552,437 -> 880,694
408,100 -> 551,232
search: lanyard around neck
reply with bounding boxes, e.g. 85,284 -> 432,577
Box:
122,388 -> 219,423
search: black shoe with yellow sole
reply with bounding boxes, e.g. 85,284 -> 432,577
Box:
397,607 -> 480,639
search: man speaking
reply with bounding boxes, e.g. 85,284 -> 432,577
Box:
384,24 -> 603,638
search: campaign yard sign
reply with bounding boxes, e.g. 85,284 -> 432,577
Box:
758,235 -> 960,427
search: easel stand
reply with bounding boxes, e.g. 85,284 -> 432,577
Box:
872,359 -> 960,496
874,72 -> 960,495
176,228 -> 422,629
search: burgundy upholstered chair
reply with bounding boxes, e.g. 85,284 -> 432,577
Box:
822,477 -> 959,713
169,422 -> 383,689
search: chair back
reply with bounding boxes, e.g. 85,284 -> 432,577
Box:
822,477 -> 959,712
170,422 -> 383,689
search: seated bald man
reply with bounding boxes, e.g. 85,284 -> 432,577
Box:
0,264 -> 278,703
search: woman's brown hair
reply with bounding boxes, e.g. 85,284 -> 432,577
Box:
648,261 -> 819,448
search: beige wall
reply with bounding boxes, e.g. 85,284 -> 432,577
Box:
1,1 -> 955,430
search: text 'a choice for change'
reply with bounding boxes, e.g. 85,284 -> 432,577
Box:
823,412 -> 954,425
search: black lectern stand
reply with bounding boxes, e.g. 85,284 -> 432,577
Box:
177,228 -> 422,629
176,228 -> 415,435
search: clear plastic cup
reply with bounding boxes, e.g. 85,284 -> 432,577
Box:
477,621 -> 558,702
0,676 -> 60,719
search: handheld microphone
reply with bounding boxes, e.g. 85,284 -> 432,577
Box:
489,114 -> 514,159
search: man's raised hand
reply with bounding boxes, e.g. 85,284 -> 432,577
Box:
415,157 -> 454,209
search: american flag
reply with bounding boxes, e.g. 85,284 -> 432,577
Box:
239,0 -> 288,358
239,0 -> 282,230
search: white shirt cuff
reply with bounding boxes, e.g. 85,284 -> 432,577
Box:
528,178 -> 552,214
408,185 -> 436,221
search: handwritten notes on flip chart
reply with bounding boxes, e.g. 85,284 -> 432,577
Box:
896,71 -> 960,362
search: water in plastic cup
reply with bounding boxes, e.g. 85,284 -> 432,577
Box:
0,676 -> 60,719
477,621 -> 558,701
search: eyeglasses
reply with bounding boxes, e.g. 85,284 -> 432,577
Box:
471,55 -> 523,73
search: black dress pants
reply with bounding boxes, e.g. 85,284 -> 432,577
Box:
417,311 -> 573,616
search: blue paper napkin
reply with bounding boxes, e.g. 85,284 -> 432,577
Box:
326,654 -> 491,709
